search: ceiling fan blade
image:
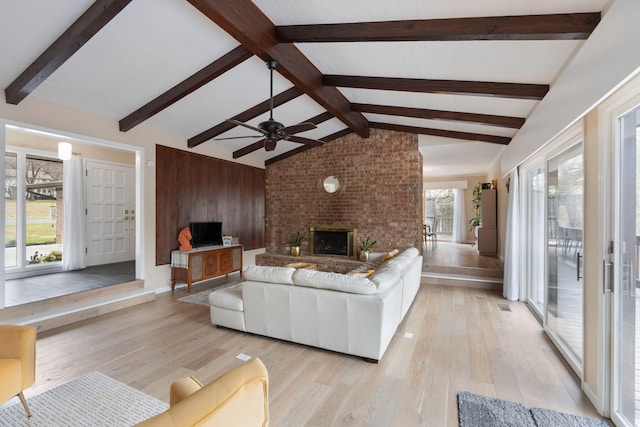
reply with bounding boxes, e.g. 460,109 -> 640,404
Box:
227,119 -> 267,135
286,134 -> 324,146
213,135 -> 264,141
280,122 -> 317,135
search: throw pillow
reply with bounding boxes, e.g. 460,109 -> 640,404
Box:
382,249 -> 400,262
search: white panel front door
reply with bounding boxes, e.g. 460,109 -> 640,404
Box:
85,161 -> 134,266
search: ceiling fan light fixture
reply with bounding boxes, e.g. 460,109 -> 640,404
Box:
219,59 -> 324,153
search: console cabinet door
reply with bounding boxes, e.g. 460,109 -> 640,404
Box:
203,252 -> 219,278
219,248 -> 233,274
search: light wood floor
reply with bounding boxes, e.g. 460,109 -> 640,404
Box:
422,240 -> 503,271
25,278 -> 608,426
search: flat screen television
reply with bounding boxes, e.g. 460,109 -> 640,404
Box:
190,222 -> 223,247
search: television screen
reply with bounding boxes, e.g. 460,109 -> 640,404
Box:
190,222 -> 223,247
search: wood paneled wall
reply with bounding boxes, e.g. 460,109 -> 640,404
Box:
155,145 -> 265,265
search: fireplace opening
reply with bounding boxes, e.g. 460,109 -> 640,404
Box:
310,227 -> 357,258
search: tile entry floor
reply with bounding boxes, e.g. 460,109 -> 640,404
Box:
5,261 -> 136,307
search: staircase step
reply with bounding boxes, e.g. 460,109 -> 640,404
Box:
421,272 -> 503,291
0,281 -> 155,332
423,265 -> 503,279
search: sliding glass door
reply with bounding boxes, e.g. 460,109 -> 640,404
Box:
523,164 -> 546,318
547,143 -> 584,368
612,105 -> 638,427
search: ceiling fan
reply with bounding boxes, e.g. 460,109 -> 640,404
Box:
217,59 -> 324,151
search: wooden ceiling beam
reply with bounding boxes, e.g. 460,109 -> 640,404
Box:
370,122 -> 511,145
233,111 -> 333,159
120,45 -> 252,132
188,86 -> 303,148
275,12 -> 600,42
232,139 -> 266,159
324,75 -> 548,100
185,0 -> 369,143
352,103 -> 525,129
265,128 -> 352,165
4,0 -> 133,105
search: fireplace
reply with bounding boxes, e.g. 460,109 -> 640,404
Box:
310,227 -> 357,258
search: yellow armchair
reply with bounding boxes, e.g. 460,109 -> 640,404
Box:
136,357 -> 269,427
0,324 -> 36,417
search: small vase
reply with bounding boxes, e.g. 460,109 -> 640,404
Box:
359,250 -> 369,262
291,246 -> 301,257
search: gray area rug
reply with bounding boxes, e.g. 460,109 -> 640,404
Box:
458,391 -> 610,427
177,281 -> 242,306
0,371 -> 167,426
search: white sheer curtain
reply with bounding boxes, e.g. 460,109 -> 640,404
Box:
62,155 -> 85,271
503,169 -> 520,301
452,188 -> 467,243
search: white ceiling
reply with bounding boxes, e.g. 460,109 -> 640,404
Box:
0,0 -> 610,177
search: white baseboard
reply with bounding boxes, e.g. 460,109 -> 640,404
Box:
154,285 -> 173,294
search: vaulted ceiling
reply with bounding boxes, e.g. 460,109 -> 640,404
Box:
0,0 -> 609,176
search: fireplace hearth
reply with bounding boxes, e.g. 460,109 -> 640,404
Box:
310,227 -> 357,258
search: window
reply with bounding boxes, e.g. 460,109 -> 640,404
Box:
425,188 -> 454,238
4,150 -> 63,273
4,152 -> 17,268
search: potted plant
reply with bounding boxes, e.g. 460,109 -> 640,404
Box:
359,236 -> 377,261
469,183 -> 482,232
289,230 -> 306,257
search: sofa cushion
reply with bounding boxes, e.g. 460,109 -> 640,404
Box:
369,264 -> 401,293
384,247 -> 419,271
243,265 -> 296,284
348,261 -> 378,275
0,359 -> 22,403
209,284 -> 244,311
293,269 -> 377,295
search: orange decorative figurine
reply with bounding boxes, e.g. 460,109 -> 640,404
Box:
178,227 -> 192,251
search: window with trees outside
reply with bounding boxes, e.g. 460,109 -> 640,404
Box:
5,151 -> 63,272
425,189 -> 454,239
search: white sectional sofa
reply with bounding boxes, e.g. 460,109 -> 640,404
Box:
209,247 -> 422,362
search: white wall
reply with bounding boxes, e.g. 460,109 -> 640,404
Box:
501,0 -> 640,175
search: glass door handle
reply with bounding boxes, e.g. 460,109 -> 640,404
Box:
603,260 -> 613,294
577,252 -> 583,280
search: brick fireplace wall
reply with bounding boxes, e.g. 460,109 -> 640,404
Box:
265,129 -> 423,255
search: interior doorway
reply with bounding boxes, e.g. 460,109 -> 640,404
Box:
2,123 -> 141,308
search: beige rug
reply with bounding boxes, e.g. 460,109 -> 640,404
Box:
0,371 -> 167,426
177,281 -> 242,306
